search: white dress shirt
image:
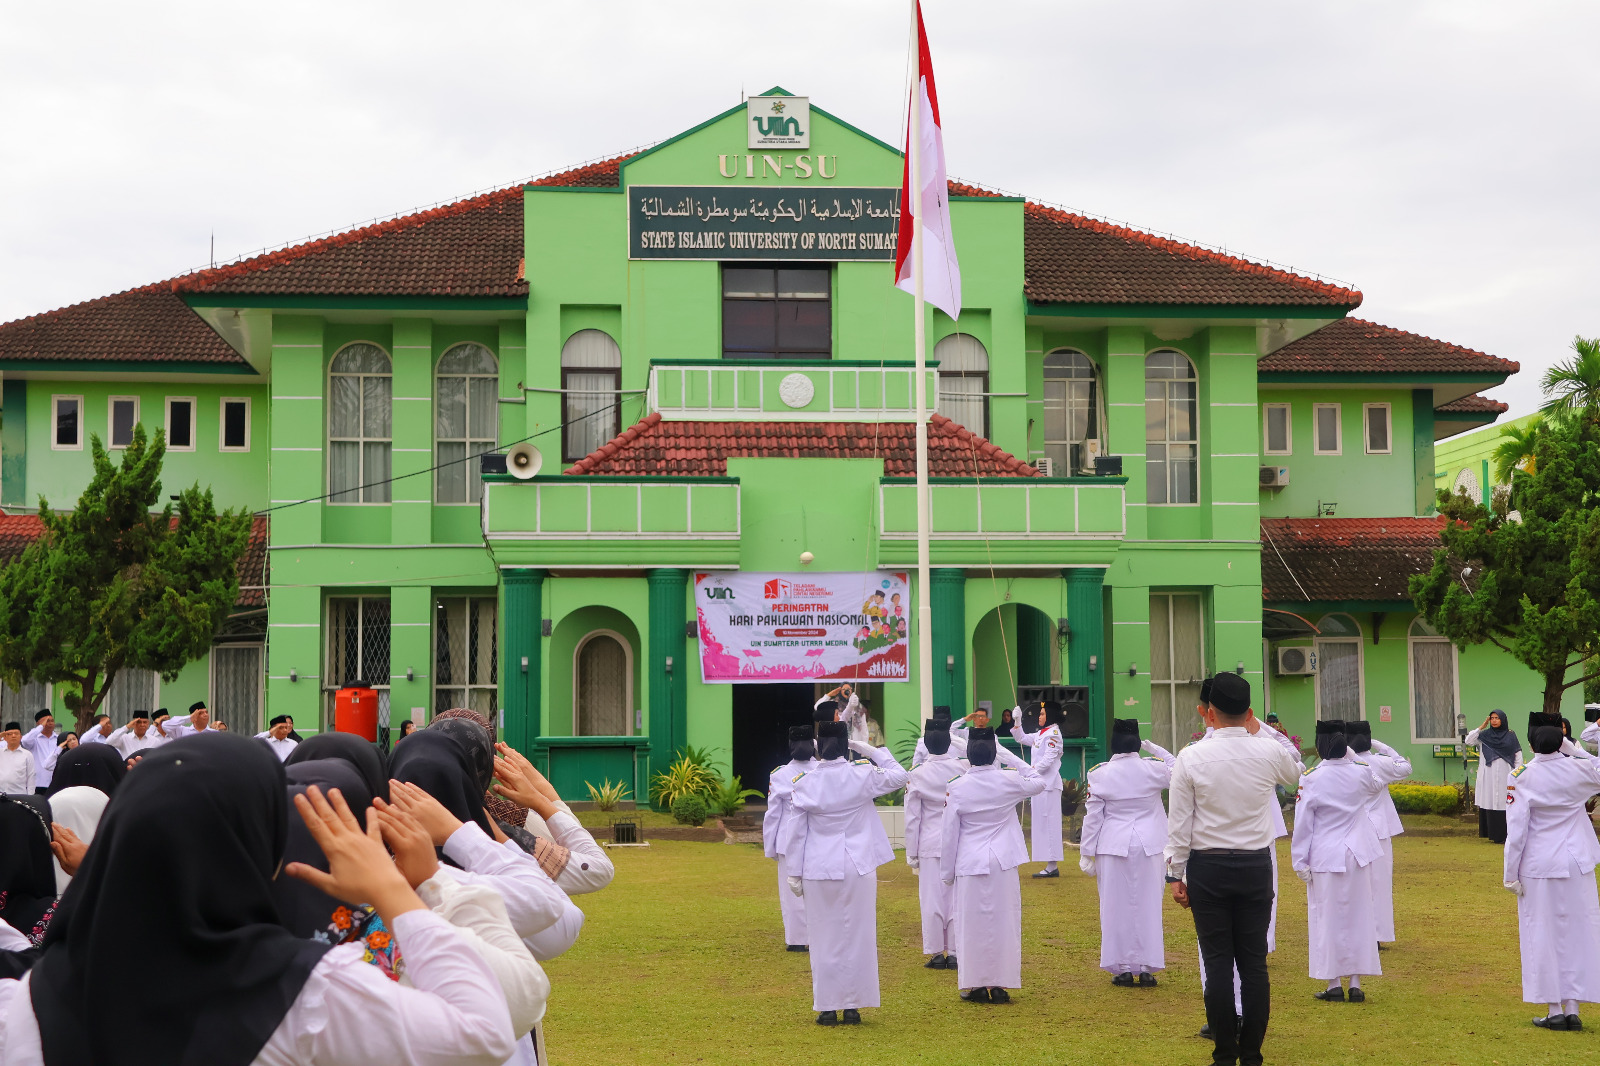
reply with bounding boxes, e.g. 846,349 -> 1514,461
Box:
1505,744 -> 1600,882
109,726 -> 164,758
1012,722 -> 1065,791
0,745 -> 35,793
411,871 -> 550,1034
79,726 -> 115,746
437,822 -> 570,943
160,715 -> 221,741
18,727 -> 58,789
1361,741 -> 1411,838
938,749 -> 1046,881
1081,750 -> 1173,858
764,757 -> 816,872
1290,752 -> 1384,873
1165,724 -> 1302,879
789,745 -> 909,879
258,734 -> 299,762
904,752 -> 968,861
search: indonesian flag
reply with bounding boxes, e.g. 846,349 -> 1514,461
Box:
894,0 -> 961,320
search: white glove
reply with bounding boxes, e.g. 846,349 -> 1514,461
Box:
1504,879 -> 1523,896
847,739 -> 875,758
907,855 -> 920,871
1295,867 -> 1312,884
942,878 -> 955,887
1079,856 -> 1097,877
787,876 -> 804,897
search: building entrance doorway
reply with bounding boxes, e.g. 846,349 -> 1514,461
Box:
732,683 -> 816,795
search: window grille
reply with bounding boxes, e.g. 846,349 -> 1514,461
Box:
1148,593 -> 1204,751
1044,350 -> 1098,473
435,596 -> 498,717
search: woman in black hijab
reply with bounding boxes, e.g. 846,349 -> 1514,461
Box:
0,795 -> 56,946
47,743 -> 127,797
1467,709 -> 1522,844
284,730 -> 389,803
390,730 -> 493,837
274,759 -> 379,942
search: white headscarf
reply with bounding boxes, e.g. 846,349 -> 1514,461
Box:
49,785 -> 109,893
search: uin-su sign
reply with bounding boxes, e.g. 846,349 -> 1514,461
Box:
747,96 -> 809,149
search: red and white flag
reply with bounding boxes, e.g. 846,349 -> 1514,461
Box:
894,0 -> 961,320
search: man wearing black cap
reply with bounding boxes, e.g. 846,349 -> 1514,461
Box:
108,711 -> 162,759
905,717 -> 969,970
763,725 -> 818,952
161,701 -> 220,740
1166,671 -> 1300,1066
0,720 -> 35,793
19,709 -> 60,793
254,715 -> 299,762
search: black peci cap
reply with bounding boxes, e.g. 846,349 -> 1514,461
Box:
1209,672 -> 1250,716
1315,719 -> 1345,735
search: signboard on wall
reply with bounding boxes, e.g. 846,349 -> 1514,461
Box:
694,571 -> 911,683
630,186 -> 900,261
748,95 -> 810,148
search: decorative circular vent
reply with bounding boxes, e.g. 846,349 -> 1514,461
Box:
778,372 -> 815,409
1280,647 -> 1307,672
1453,467 -> 1480,501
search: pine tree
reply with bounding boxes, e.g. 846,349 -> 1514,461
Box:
0,426 -> 252,732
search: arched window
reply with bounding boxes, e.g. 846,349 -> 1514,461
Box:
435,344 -> 499,504
575,631 -> 631,736
933,333 -> 988,436
1145,350 -> 1198,504
561,330 -> 622,463
1315,613 -> 1362,721
329,343 -> 392,503
1043,349 -> 1098,474
1409,616 -> 1458,741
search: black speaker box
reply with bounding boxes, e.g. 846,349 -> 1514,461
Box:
1017,684 -> 1090,739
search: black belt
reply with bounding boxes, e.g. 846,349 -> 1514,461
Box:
1191,847 -> 1271,857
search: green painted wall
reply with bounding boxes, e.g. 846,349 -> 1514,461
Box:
1256,389 -> 1418,519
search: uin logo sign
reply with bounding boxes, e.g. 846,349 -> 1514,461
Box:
748,95 -> 809,149
704,586 -> 736,601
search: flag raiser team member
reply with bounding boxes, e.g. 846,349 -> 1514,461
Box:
1166,671 -> 1300,1066
1343,720 -> 1412,945
1504,726 -> 1600,1031
763,725 -> 817,952
1009,701 -> 1066,878
1080,719 -> 1175,987
904,717 -> 968,971
786,721 -> 909,1026
912,705 -> 968,768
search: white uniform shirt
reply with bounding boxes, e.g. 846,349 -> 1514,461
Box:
1359,741 -> 1411,838
1504,743 -> 1600,882
161,715 -> 221,741
1165,725 -> 1302,879
938,750 -> 1046,881
788,745 -> 908,879
1290,753 -> 1384,873
257,733 -> 299,762
18,727 -> 58,789
79,725 -> 115,746
763,757 -> 816,873
904,752 -> 968,860
109,726 -> 164,758
1012,723 -> 1064,792
1081,750 -> 1173,858
0,745 -> 35,793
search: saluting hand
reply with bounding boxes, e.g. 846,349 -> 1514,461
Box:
371,797 -> 439,889
287,786 -> 423,921
388,780 -> 464,846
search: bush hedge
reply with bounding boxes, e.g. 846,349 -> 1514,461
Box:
671,794 -> 710,827
1388,781 -> 1462,816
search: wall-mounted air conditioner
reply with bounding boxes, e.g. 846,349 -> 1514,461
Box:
1260,465 -> 1290,489
1276,645 -> 1317,676
1032,457 -> 1054,477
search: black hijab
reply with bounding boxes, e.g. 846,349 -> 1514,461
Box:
285,730 -> 390,803
427,715 -> 495,795
390,729 -> 492,835
29,733 -> 330,1066
966,727 -> 998,766
273,759 -> 377,940
1479,711 -> 1521,767
47,743 -> 128,797
0,795 -> 56,941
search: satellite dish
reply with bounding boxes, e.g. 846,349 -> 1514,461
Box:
506,442 -> 543,480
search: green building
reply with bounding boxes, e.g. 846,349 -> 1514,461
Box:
0,90 -> 1573,795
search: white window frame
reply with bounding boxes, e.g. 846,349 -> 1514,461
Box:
573,628 -> 635,737
1262,403 -> 1292,456
327,342 -> 393,505
1144,349 -> 1201,506
1148,591 -> 1205,751
1314,613 -> 1364,721
165,396 -> 198,452
1407,618 -> 1460,744
1042,348 -> 1103,474
209,642 -> 266,736
433,594 -> 498,715
108,395 -> 140,449
434,344 -> 500,506
1312,403 -> 1342,456
1363,402 -> 1392,455
51,395 -> 84,451
323,596 -> 392,728
219,397 -> 252,452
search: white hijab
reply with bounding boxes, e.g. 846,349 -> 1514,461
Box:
49,785 -> 109,893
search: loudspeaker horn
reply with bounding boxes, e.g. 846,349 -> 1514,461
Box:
506,441 -> 543,480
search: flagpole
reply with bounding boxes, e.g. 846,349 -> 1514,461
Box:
909,0 -> 934,723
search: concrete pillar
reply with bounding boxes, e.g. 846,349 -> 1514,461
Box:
931,567 -> 966,718
391,319 -> 433,544
647,568 -> 688,795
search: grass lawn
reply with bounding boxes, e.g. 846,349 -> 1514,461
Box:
542,824 -> 1591,1065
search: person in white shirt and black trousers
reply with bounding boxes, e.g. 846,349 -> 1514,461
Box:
1165,671 -> 1301,1066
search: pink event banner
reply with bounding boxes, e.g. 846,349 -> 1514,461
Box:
694,571 -> 911,683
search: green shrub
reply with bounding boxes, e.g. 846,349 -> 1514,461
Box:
584,778 -> 631,812
651,751 -> 721,808
1389,781 -> 1461,816
708,775 -> 763,817
671,793 -> 710,826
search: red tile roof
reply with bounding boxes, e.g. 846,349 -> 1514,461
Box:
0,287 -> 248,368
1023,203 -> 1362,308
1436,393 -> 1509,414
0,515 -> 44,563
1260,318 -> 1518,375
1260,516 -> 1447,603
563,412 -> 1040,478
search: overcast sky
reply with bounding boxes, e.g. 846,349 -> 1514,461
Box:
3,0 -> 1594,417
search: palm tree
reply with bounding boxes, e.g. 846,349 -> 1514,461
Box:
1491,417 -> 1544,484
1540,335 -> 1600,419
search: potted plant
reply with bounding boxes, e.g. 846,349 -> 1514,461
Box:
584,778 -> 634,844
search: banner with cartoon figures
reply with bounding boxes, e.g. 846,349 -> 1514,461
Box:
694,571 -> 911,683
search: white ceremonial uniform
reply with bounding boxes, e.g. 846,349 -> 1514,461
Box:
1465,727 -> 1522,812
0,744 -> 35,793
913,727 -> 967,768
108,725 -> 164,758
1081,743 -> 1173,975
1504,740 -> 1600,1007
939,747 -> 1046,991
1011,721 -> 1065,864
1359,740 -> 1411,943
788,743 -> 909,1012
815,693 -> 870,746
1291,752 -> 1384,981
258,734 -> 300,762
1583,719 -> 1600,755
19,726 -> 58,790
763,756 -> 815,947
904,750 -> 969,956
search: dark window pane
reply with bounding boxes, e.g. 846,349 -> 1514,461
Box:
723,268 -> 775,297
723,301 -> 776,353
111,400 -> 136,447
777,268 -> 828,298
56,400 -> 78,446
723,264 -> 831,359
224,402 -> 248,448
777,300 -> 830,352
169,401 -> 193,448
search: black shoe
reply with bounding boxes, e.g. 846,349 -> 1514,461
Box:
1198,1023 -> 1213,1039
1348,988 -> 1366,1003
1031,868 -> 1060,878
816,1011 -> 838,1026
1567,1015 -> 1583,1030
989,987 -> 1010,1003
925,953 -> 946,969
1112,971 -> 1136,987
786,944 -> 808,952
961,988 -> 990,1003
841,1009 -> 861,1025
1138,972 -> 1157,987
1533,1014 -> 1569,1030
1313,988 -> 1346,1002
1377,942 -> 1388,951
942,954 -> 958,970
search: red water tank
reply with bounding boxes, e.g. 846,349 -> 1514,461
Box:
334,680 -> 378,741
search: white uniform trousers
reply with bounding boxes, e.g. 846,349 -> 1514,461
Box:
1199,846 -> 1277,1012
804,871 -> 879,1011
1518,864 -> 1600,1005
1307,857 -> 1381,980
953,867 -> 1023,990
917,866 -> 956,955
778,863 -> 807,946
1372,836 -> 1395,943
1030,792 -> 1064,864
1095,851 -> 1165,974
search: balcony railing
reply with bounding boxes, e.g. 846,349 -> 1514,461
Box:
879,477 -> 1127,541
648,359 -> 938,422
482,477 -> 740,541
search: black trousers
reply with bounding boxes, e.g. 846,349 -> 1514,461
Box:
1479,807 -> 1507,844
1188,850 -> 1274,1066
